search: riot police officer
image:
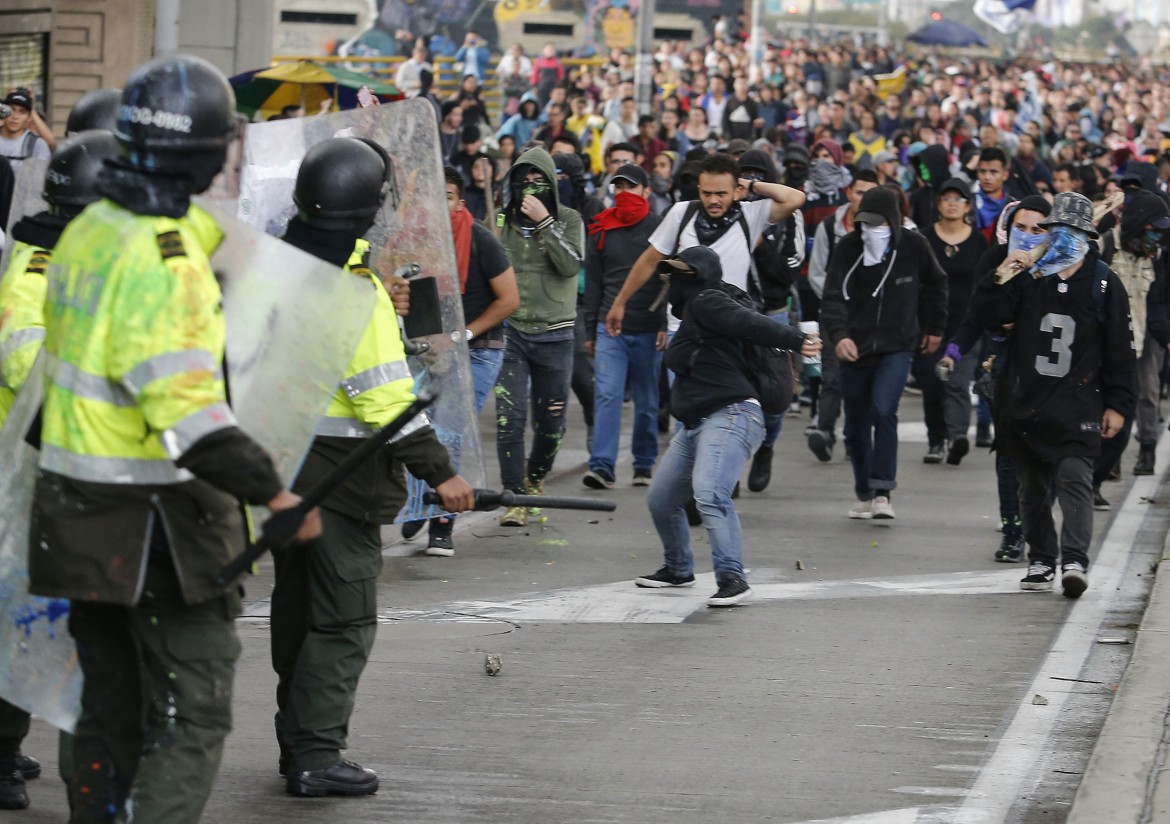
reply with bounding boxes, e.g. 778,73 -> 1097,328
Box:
28,54 -> 320,823
0,128 -> 120,812
272,137 -> 475,798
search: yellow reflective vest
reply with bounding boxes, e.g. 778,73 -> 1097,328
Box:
315,240 -> 423,439
40,199 -> 236,485
0,242 -> 50,425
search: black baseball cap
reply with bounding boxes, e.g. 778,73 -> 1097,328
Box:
939,177 -> 972,200
3,89 -> 32,110
610,163 -> 647,187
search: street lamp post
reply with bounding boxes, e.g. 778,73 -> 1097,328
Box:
635,0 -> 657,116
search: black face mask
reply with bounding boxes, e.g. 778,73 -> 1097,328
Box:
510,175 -> 557,225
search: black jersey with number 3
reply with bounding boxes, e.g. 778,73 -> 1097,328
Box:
973,246 -> 1137,461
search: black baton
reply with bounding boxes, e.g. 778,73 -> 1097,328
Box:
216,392 -> 437,585
422,489 -> 617,512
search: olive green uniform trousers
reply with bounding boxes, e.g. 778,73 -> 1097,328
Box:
67,549 -> 240,823
270,508 -> 381,772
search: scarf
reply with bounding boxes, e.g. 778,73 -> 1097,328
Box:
96,160 -> 191,219
694,201 -> 744,246
282,216 -> 360,267
587,191 -> 650,249
451,205 -> 475,291
808,159 -> 851,196
1034,225 -> 1090,277
861,224 -> 892,265
10,211 -> 69,250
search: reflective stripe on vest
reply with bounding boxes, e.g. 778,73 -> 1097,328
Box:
159,401 -> 238,460
45,354 -> 135,407
0,326 -> 45,364
315,411 -> 430,441
340,361 -> 412,399
123,349 -> 219,396
40,443 -> 195,485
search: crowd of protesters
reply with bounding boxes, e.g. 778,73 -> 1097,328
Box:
370,21 -> 1168,602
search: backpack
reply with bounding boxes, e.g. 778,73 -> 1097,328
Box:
670,200 -> 762,301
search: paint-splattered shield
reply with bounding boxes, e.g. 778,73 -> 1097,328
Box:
0,208 -> 375,731
236,99 -> 485,521
0,158 -> 48,285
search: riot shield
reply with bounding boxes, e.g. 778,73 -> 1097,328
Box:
0,158 -> 48,287
237,100 -> 486,523
0,206 -> 374,732
0,356 -> 79,732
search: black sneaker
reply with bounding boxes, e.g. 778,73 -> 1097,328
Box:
747,447 -> 774,492
583,468 -> 616,489
14,752 -> 39,781
923,443 -> 944,464
707,574 -> 751,607
424,535 -> 455,557
0,772 -> 27,811
1020,562 -> 1057,592
807,430 -> 834,462
286,759 -> 379,797
635,566 -> 696,588
632,468 -> 652,486
1061,562 -> 1088,598
946,436 -> 969,466
1093,487 -> 1111,511
995,533 -> 1025,563
400,519 -> 426,541
975,423 -> 993,448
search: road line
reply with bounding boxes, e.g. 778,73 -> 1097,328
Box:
952,435 -> 1170,823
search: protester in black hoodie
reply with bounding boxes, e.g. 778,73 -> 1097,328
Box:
635,245 -> 819,608
820,186 -> 947,521
908,144 -> 951,231
973,192 -> 1136,598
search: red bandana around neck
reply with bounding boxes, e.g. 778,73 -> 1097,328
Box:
587,190 -> 650,249
450,205 -> 475,292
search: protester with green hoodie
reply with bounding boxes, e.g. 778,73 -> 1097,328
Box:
495,147 -> 586,526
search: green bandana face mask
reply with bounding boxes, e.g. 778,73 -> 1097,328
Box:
522,180 -> 551,198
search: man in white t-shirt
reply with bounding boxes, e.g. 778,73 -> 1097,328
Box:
0,89 -> 51,175
606,152 -> 806,335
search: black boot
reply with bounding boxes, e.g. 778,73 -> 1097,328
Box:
747,447 -> 773,492
1134,441 -> 1156,476
286,759 -> 379,797
975,422 -> 993,448
0,756 -> 28,810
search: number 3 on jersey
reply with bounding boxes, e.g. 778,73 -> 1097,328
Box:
1035,312 -> 1075,378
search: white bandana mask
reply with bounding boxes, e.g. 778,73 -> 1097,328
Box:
860,223 -> 892,265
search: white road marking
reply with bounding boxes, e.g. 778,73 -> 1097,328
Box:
785,807 -> 942,823
950,435 -> 1170,824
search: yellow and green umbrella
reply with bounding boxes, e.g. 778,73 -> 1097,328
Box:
230,60 -> 402,121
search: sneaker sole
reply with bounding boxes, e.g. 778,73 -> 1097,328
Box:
632,476 -> 652,487
424,546 -> 455,557
848,511 -> 873,520
923,454 -> 943,464
582,473 -> 615,490
1062,572 -> 1088,598
994,553 -> 1024,563
1093,503 -> 1111,512
1020,581 -> 1055,592
707,589 -> 752,607
635,577 -> 695,588
872,510 -> 895,520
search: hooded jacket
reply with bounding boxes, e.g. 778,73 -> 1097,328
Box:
499,147 -> 586,333
496,94 -> 542,147
908,144 -> 951,229
741,148 -> 804,310
664,248 -> 806,426
820,187 -> 948,364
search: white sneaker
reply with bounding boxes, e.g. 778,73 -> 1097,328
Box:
872,496 -> 895,519
848,499 -> 873,519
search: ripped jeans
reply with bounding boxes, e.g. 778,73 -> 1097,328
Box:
495,325 -> 575,493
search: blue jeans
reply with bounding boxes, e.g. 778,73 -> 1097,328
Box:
840,351 -> 913,500
469,348 -> 505,413
590,325 -> 662,475
495,326 -> 574,493
427,347 -> 504,539
646,402 -> 765,579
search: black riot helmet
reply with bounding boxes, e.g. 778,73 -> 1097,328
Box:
43,130 -> 121,217
66,88 -> 121,135
293,137 -> 394,233
115,55 -> 238,190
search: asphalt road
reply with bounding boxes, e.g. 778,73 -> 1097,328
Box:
19,393 -> 1168,823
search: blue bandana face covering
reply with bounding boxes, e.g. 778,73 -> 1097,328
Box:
1007,227 -> 1048,256
1033,224 -> 1090,277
